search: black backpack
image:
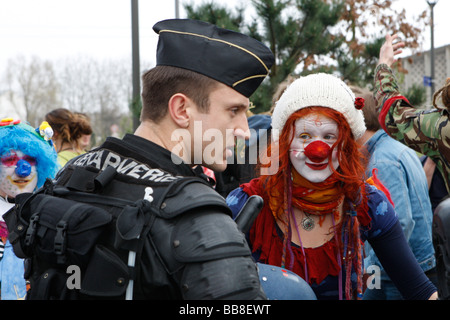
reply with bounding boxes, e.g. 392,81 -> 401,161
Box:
3,165 -> 232,300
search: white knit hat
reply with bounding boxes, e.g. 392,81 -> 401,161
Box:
271,73 -> 366,140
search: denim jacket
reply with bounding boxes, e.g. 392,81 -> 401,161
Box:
364,130 -> 435,275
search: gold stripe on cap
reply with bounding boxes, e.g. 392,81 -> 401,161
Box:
159,29 -> 270,73
233,74 -> 267,88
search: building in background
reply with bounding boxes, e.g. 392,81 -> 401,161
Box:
401,44 -> 450,107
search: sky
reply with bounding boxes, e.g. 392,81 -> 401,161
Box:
0,0 -> 449,77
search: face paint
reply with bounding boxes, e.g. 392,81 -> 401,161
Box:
0,150 -> 38,198
289,114 -> 339,183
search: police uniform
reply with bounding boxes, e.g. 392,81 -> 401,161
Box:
55,19 -> 275,300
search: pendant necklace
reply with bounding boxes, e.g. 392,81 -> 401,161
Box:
301,211 -> 315,231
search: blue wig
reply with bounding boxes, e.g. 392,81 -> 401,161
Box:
0,120 -> 59,189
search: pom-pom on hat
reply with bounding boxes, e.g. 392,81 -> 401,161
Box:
271,73 -> 366,140
153,19 -> 275,98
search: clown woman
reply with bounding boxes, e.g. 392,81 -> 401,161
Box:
226,74 -> 438,300
0,118 -> 59,299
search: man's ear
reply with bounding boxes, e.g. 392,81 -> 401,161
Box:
167,93 -> 190,128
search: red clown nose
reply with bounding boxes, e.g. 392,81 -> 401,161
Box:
304,140 -> 331,163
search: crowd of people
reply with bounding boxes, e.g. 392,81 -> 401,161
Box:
0,19 -> 448,300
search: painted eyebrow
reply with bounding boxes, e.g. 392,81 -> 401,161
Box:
294,125 -> 339,137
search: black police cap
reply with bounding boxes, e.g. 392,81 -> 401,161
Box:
153,19 -> 275,98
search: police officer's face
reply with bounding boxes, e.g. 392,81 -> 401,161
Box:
191,83 -> 250,172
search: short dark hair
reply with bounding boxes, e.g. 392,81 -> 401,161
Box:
140,66 -> 219,123
360,92 -> 380,132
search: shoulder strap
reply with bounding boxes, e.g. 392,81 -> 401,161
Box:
157,176 -> 231,219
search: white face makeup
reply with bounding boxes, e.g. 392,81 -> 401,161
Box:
0,150 -> 38,198
289,114 -> 340,183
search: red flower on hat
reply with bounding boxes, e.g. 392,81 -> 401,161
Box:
355,97 -> 365,110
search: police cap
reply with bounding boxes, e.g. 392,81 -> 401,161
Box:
153,19 -> 275,98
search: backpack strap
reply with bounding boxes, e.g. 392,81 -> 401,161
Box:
54,203 -> 86,264
24,196 -> 49,247
60,165 -> 118,193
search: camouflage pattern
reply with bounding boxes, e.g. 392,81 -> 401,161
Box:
374,63 -> 450,193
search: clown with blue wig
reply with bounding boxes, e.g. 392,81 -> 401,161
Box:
0,118 -> 59,299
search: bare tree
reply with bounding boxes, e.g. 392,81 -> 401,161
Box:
5,55 -> 61,126
58,55 -> 98,114
3,54 -> 135,143
56,56 -> 132,144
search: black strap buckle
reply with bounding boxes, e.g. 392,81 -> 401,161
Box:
54,220 -> 67,263
24,213 -> 39,246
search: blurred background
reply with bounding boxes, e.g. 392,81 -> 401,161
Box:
0,0 -> 448,147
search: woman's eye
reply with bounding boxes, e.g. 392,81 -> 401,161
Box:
299,133 -> 311,140
1,155 -> 18,167
22,156 -> 37,166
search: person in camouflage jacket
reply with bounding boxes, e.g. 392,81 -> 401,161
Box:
375,34 -> 450,194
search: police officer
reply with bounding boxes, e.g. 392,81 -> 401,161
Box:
56,19 -> 274,299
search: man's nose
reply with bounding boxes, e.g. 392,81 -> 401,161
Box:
234,115 -> 251,140
234,128 -> 251,140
